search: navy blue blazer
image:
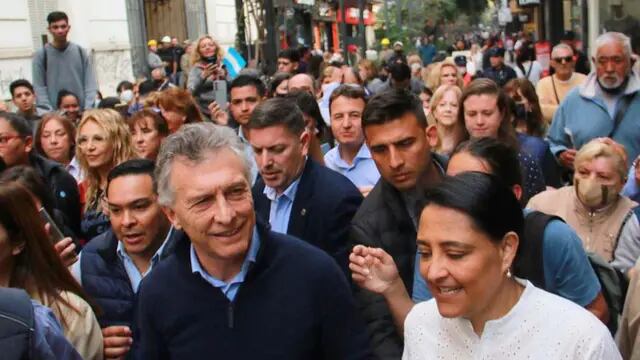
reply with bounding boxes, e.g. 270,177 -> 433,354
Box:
252,159 -> 363,274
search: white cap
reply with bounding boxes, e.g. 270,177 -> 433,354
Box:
161,35 -> 171,43
393,41 -> 403,48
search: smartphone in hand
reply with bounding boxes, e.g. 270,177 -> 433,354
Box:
214,80 -> 228,110
39,207 -> 65,243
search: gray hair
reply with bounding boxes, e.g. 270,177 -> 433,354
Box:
593,32 -> 632,59
551,43 -> 574,58
155,123 -> 252,206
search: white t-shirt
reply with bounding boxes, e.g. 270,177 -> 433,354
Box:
402,280 -> 621,360
514,60 -> 544,86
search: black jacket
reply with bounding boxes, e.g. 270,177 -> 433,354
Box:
350,155 -> 446,359
30,153 -> 82,236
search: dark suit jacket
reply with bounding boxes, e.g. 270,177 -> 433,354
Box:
253,159 -> 363,275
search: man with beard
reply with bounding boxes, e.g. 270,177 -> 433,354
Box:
548,32 -> 640,171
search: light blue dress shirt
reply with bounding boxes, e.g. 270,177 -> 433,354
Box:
263,177 -> 301,234
71,228 -> 173,293
116,235 -> 169,293
324,144 -> 381,188
190,225 -> 261,302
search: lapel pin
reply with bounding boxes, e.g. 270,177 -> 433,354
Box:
301,208 -> 307,216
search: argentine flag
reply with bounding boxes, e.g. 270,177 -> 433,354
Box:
223,48 -> 247,79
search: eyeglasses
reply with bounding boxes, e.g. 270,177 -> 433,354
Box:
553,56 -> 574,64
0,135 -> 23,145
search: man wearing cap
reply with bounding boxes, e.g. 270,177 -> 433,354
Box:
454,55 -> 472,86
147,40 -> 165,74
482,47 -> 517,87
561,31 -> 590,75
387,41 -> 407,65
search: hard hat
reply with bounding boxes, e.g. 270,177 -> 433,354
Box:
161,35 -> 171,43
147,39 -> 157,47
381,38 -> 390,46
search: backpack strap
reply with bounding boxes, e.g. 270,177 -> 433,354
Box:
513,211 -> 561,289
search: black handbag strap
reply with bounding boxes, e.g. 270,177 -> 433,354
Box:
608,92 -> 637,138
550,75 -> 560,104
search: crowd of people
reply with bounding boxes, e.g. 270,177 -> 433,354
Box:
3,8 -> 640,360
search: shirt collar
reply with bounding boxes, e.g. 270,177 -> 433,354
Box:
190,224 -> 261,287
67,156 -> 80,170
116,226 -> 173,266
263,172 -> 302,202
340,143 -> 372,161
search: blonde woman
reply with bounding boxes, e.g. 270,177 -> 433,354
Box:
428,85 -> 465,155
187,35 -> 226,116
357,59 -> 384,94
425,60 -> 463,92
76,109 -> 134,240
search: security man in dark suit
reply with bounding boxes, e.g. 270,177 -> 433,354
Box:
248,98 -> 363,275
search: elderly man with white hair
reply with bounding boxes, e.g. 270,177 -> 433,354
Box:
547,32 -> 640,171
536,43 -> 587,123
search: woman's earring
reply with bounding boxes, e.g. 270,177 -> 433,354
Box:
506,269 -> 512,278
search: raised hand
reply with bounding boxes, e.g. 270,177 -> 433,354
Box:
349,245 -> 401,295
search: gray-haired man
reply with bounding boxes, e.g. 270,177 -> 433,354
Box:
135,123 -> 371,359
548,32 -> 640,170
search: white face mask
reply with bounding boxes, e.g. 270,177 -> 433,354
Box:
120,89 -> 134,103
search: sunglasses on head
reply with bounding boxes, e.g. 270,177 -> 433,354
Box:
553,56 -> 573,64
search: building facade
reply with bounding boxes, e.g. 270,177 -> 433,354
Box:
0,0 -> 237,101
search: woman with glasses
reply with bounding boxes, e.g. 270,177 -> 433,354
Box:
535,43 -> 587,123
76,109 -> 134,241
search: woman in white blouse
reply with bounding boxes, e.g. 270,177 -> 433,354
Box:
350,172 -> 620,359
